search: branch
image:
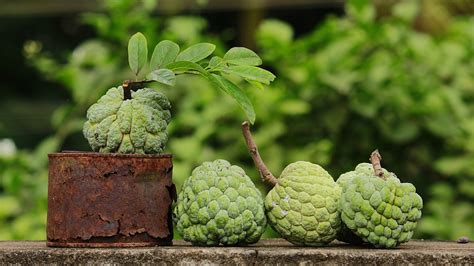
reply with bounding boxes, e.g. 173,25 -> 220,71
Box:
241,121 -> 278,187
370,149 -> 385,179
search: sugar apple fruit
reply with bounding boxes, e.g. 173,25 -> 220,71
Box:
339,163 -> 423,248
174,159 -> 267,246
83,86 -> 171,154
265,161 -> 342,246
336,163 -> 379,245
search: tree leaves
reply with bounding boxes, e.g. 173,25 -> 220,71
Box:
346,0 -> 375,23
150,40 -> 180,70
246,79 -> 266,90
176,43 -> 215,62
125,32 -> 275,123
208,74 -> 256,124
223,47 -> 262,66
226,65 -> 276,85
208,56 -> 223,69
128,32 -> 148,75
146,69 -> 175,86
166,61 -> 207,75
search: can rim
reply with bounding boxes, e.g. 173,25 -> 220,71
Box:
46,241 -> 172,248
48,151 -> 172,159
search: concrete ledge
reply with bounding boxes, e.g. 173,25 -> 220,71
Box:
0,239 -> 472,265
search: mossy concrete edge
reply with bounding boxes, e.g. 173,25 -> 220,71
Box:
0,239 -> 472,265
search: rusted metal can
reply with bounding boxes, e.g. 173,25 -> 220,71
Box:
47,152 -> 176,247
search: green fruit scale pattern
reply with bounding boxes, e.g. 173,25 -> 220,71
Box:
336,163 -> 392,245
174,160 -> 267,246
83,86 -> 171,154
265,161 -> 342,246
340,172 -> 423,248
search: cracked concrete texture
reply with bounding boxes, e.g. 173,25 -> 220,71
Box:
0,239 -> 472,265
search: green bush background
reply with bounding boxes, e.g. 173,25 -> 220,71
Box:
0,0 -> 473,241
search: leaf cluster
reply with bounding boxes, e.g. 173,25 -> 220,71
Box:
127,33 -> 275,124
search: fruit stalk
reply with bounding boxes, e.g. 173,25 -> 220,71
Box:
122,80 -> 154,100
369,149 -> 385,179
241,121 -> 278,186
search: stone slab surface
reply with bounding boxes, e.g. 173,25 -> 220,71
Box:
0,239 -> 472,265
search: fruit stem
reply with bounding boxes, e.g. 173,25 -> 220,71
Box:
122,80 -> 154,100
241,121 -> 278,187
370,149 -> 385,179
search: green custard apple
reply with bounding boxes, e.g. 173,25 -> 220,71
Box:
83,86 -> 171,154
265,161 -> 341,246
336,163 -> 386,245
339,151 -> 423,248
242,122 -> 341,246
173,159 -> 267,246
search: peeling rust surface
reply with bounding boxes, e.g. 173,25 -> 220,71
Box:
47,152 -> 175,247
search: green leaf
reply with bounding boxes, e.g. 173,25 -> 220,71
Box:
227,65 -> 276,85
150,40 -> 180,70
146,68 -> 176,86
0,196 -> 20,217
167,61 -> 208,75
128,32 -> 148,75
207,74 -> 256,124
393,0 -> 419,23
176,43 -> 215,63
223,47 -> 262,66
208,56 -> 223,69
257,19 -> 294,45
51,104 -> 73,129
346,0 -> 375,23
246,80 -> 266,90
280,100 -> 311,115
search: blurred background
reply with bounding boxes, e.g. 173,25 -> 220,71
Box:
0,0 -> 473,241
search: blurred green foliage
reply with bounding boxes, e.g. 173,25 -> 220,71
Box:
1,0 -> 472,241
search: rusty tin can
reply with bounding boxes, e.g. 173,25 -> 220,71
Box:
47,152 -> 176,247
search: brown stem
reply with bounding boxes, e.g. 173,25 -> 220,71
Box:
370,149 -> 385,179
122,80 -> 154,100
241,121 -> 278,186
123,80 -> 132,100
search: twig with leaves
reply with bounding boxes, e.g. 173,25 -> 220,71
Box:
125,32 -> 276,124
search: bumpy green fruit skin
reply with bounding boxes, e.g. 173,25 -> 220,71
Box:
83,86 -> 171,154
339,163 -> 423,248
336,163 -> 384,245
174,160 -> 267,246
337,223 -> 365,245
265,161 -> 341,246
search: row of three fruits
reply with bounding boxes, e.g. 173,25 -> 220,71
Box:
173,122 -> 423,248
